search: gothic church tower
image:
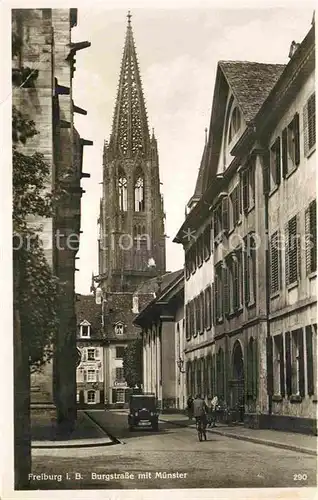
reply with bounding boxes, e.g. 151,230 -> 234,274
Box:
98,13 -> 166,292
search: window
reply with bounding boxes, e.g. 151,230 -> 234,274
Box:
116,388 -> 125,403
199,292 -> 204,334
230,185 -> 240,228
118,174 -> 128,211
244,234 -> 256,305
87,390 -> 96,403
270,137 -> 281,190
228,250 -> 243,312
87,348 -> 95,361
270,231 -> 282,294
228,107 -> 241,143
282,114 -> 300,177
80,322 -> 91,338
242,162 -> 255,213
116,346 -> 125,359
203,223 -> 211,260
204,286 -> 212,330
304,93 -> 316,155
115,367 -> 124,381
273,334 -> 285,396
214,264 -> 223,322
114,323 -> 124,335
87,369 -> 96,382
305,200 -> 317,274
134,170 -> 145,212
285,215 -> 300,286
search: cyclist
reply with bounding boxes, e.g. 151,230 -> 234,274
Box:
193,394 -> 208,432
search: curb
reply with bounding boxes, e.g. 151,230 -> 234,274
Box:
84,411 -> 124,446
32,413 -> 115,449
160,418 -> 317,457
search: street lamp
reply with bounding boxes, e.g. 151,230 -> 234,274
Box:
177,356 -> 185,373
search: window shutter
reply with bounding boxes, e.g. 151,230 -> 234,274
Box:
112,388 -> 117,404
278,334 -> 285,397
296,213 -> 301,281
82,348 -> 87,361
212,282 -> 216,326
96,370 -> 99,383
223,264 -> 229,316
303,101 -> 309,157
200,293 -> 204,333
244,341 -> 250,399
285,332 -> 292,396
306,325 -> 314,395
285,222 -> 290,285
310,200 -> 317,273
298,328 -> 305,397
83,370 -> 87,382
275,137 -> 281,186
263,151 -> 270,195
242,170 -> 249,212
305,206 -> 311,275
95,348 -> 99,359
282,128 -> 288,178
244,245 -> 249,305
266,336 -> 273,395
294,113 -> 300,166
253,340 -> 258,399
222,196 -> 229,233
208,286 -> 212,329
308,93 -> 316,150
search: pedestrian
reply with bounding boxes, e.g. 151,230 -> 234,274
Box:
187,394 -> 194,421
210,395 -> 218,427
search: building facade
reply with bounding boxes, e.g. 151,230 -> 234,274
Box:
12,8 -> 92,427
97,13 -> 166,294
134,270 -> 185,410
175,22 -> 316,433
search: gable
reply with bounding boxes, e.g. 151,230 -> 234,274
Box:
80,319 -> 91,326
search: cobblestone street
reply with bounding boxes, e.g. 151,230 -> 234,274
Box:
30,410 -> 317,490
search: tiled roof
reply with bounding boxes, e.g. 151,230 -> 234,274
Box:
219,61 -> 286,123
75,294 -> 103,337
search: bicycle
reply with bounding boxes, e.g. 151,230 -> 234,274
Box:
196,416 -> 207,441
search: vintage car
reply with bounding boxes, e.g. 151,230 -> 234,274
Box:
128,393 -> 159,431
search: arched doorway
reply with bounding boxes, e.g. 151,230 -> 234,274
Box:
230,341 -> 245,422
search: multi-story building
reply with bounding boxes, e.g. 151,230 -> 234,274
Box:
134,270 -> 185,410
12,8 -> 92,428
175,21 -> 316,434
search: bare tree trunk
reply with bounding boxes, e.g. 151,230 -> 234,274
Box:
14,256 -> 31,489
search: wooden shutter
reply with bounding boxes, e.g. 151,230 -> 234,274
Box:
242,170 -> 249,212
266,336 -> 273,395
223,264 -> 229,316
282,128 -> 288,178
305,206 -> 311,275
212,282 -> 216,326
244,243 -> 249,305
278,334 -> 285,397
207,286 -> 212,329
298,328 -> 305,397
303,100 -> 309,156
285,222 -> 290,285
200,292 -> 204,333
263,151 -> 270,195
275,137 -> 281,186
285,332 -> 292,396
222,197 -> 229,233
306,325 -> 314,395
309,201 -> 317,273
83,370 -> 87,382
308,93 -> 316,150
294,113 -> 300,166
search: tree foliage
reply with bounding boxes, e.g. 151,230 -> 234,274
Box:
13,105 -> 59,372
123,338 -> 143,388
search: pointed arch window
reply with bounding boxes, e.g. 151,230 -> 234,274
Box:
134,169 -> 145,212
118,170 -> 128,211
228,107 -> 241,144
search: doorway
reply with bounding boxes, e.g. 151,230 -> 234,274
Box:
230,341 -> 245,422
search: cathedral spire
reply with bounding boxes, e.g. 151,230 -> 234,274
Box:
110,12 -> 150,158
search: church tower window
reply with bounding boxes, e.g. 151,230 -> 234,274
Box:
118,170 -> 128,211
134,169 -> 145,212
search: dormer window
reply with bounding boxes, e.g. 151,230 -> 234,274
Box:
228,107 -> 241,144
132,295 -> 139,314
114,322 -> 124,335
80,320 -> 91,338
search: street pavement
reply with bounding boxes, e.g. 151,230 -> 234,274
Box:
30,409 -> 317,490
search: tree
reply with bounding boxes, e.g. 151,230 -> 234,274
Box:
123,338 -> 143,388
13,105 -> 60,371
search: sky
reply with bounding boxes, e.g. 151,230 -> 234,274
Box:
71,5 -> 314,294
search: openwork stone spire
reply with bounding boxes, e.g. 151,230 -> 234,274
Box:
110,12 -> 150,158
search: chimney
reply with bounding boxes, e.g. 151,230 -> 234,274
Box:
288,40 -> 300,59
